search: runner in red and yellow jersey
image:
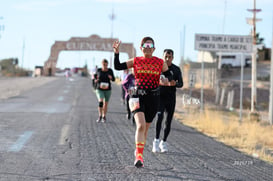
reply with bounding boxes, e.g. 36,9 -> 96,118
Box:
113,37 -> 172,168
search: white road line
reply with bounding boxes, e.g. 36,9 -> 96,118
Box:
8,131 -> 33,152
59,124 -> 70,145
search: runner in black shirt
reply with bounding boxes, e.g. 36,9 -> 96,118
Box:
94,59 -> 115,123
152,49 -> 183,153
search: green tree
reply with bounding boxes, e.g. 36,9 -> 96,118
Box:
0,58 -> 15,71
0,58 -> 28,77
255,33 -> 265,46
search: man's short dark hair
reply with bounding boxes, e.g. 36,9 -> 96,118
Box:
164,49 -> 174,56
102,59 -> 108,64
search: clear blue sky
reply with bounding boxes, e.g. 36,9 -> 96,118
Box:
0,0 -> 272,75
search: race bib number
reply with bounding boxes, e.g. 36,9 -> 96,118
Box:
100,82 -> 109,89
129,98 -> 140,112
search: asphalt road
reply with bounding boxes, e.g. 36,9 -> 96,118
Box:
0,76 -> 272,181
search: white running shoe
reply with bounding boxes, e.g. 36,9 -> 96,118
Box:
96,116 -> 101,123
101,116 -> 106,123
159,140 -> 168,153
152,139 -> 160,153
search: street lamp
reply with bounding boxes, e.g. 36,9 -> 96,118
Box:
109,7 -> 116,68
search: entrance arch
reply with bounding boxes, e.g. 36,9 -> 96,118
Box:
43,34 -> 136,76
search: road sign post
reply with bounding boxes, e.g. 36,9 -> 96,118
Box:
189,72 -> 196,97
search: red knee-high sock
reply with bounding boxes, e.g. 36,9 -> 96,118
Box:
135,142 -> 145,159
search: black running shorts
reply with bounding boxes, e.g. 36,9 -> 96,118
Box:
131,93 -> 159,123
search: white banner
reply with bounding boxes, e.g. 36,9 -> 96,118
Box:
195,34 -> 253,53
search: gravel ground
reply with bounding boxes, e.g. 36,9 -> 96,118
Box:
0,77 -> 57,99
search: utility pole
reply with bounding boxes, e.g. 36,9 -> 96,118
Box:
200,51 -> 204,112
215,0 -> 227,104
269,14 -> 273,125
180,25 -> 186,70
0,16 -> 4,39
247,0 -> 262,113
21,38 -> 25,68
109,4 -> 116,69
0,17 -> 4,75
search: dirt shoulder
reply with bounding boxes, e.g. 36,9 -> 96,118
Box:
0,77 -> 58,99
